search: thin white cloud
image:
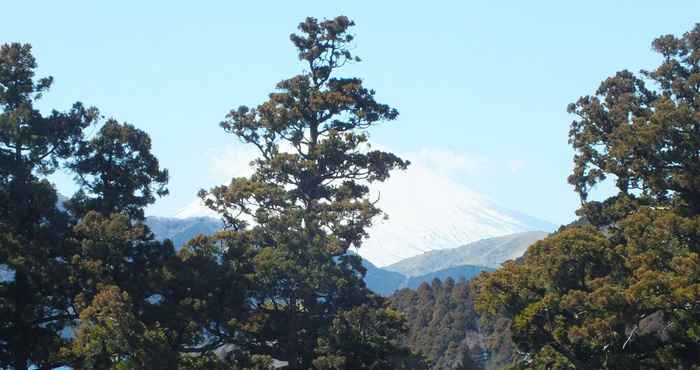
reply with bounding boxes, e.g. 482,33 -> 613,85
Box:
410,148 -> 489,178
208,144 -> 259,184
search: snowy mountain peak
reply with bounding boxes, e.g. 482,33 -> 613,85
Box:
166,148 -> 555,266
356,162 -> 555,266
174,199 -> 218,219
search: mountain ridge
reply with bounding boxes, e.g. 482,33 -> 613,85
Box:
363,258 -> 493,295
167,169 -> 556,266
144,217 -> 547,295
385,231 -> 548,276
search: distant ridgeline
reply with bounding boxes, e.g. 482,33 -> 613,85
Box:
146,216 -> 546,296
145,216 -> 222,248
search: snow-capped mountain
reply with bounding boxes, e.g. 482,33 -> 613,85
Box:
174,199 -> 218,219
169,157 -> 555,266
354,163 -> 555,266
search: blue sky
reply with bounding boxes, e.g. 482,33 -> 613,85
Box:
4,1 -> 700,225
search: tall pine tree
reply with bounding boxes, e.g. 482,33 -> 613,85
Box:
200,16 -> 410,369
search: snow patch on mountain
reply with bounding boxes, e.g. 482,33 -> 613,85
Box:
167,146 -> 556,266
356,159 -> 555,266
175,199 -> 218,219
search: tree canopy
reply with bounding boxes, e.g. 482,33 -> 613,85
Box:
7,13 -> 699,370
0,42 -> 97,370
476,24 -> 700,370
568,24 -> 700,218
198,15 -> 411,369
0,16 -> 418,370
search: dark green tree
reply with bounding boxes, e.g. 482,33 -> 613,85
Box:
388,278 -> 495,370
68,119 -> 169,220
158,233 -> 258,364
312,304 -> 415,369
64,110 -> 251,366
62,114 -> 180,367
0,43 -> 98,370
0,41 -> 259,369
200,16 -> 409,368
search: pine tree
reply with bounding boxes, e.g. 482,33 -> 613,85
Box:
0,43 -> 98,370
0,42 -> 258,369
70,285 -> 176,369
475,25 -> 700,369
68,119 -> 169,220
568,24 -> 700,220
200,16 -> 409,368
65,106 -> 249,365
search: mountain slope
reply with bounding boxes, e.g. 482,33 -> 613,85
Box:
404,265 -> 494,290
362,259 -> 407,296
348,164 -> 555,266
144,216 -> 520,295
385,231 -> 548,276
363,258 -> 492,295
169,158 -> 556,266
145,216 -> 222,248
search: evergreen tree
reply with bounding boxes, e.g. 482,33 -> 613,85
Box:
568,24 -> 700,220
0,42 -> 254,369
68,119 -> 169,220
63,116 -> 181,367
200,16 -> 409,368
312,304 -> 412,369
65,105 -> 249,365
70,285 -> 176,369
476,25 -> 700,369
0,42 -> 98,370
388,278 -> 492,370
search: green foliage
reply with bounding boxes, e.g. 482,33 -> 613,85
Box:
68,119 -> 169,220
71,285 -> 177,369
70,212 -> 172,306
0,42 -> 97,370
568,24 -> 700,217
388,278 -> 487,370
312,305 -> 413,369
198,15 -> 410,368
0,41 -> 220,369
1,16 -> 417,368
477,214 -> 700,369
162,232 -> 258,358
476,24 -> 700,370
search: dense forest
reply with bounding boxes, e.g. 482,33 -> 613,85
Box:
1,14 -> 700,370
388,278 -> 511,370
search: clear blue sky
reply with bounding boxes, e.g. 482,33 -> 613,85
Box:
4,1 -> 699,224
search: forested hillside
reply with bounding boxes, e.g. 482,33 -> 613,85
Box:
389,279 -> 482,369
